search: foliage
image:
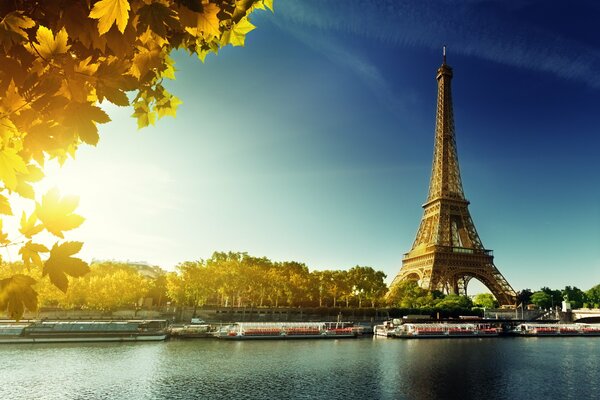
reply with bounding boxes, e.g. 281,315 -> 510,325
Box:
561,286 -> 585,309
530,291 -> 552,309
386,280 -> 434,308
472,293 -> 498,309
0,260 -> 161,312
166,252 -> 390,309
586,284 -> 600,308
434,294 -> 473,310
516,288 -> 533,306
0,0 -> 273,319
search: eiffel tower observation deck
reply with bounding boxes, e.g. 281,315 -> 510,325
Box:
389,48 -> 517,305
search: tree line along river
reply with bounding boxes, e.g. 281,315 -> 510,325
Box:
1,337 -> 599,400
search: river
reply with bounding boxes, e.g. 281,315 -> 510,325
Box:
1,337 -> 599,399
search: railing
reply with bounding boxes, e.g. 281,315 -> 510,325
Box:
435,246 -> 493,256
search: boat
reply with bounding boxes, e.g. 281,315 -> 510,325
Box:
0,320 -> 168,343
392,323 -> 499,338
214,321 -> 360,340
374,319 -> 401,337
511,323 -> 600,337
168,319 -> 213,339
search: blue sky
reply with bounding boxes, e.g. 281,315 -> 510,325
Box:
30,0 -> 600,292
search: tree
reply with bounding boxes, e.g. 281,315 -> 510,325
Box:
386,280 -> 433,309
0,0 -> 274,319
561,286 -> 585,309
434,294 -> 472,310
530,291 -> 552,309
516,289 -> 533,306
472,293 -> 498,309
586,284 -> 600,308
347,265 -> 387,308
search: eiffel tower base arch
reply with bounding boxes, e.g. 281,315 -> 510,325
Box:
390,249 -> 516,306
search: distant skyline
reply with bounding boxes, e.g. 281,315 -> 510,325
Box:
9,1 -> 598,293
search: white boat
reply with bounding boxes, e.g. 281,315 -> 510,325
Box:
215,321 -> 359,340
374,320 -> 402,337
392,323 -> 499,338
512,323 -> 600,337
0,320 -> 168,343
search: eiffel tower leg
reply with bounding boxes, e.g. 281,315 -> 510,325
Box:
457,276 -> 471,296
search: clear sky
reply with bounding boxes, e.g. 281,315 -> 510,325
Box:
20,0 -> 600,292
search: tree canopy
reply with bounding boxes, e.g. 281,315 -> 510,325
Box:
0,0 -> 273,319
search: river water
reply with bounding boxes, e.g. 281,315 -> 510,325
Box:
1,337 -> 599,399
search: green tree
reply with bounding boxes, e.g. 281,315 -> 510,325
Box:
434,294 -> 472,310
347,265 -> 387,308
561,286 -> 585,309
586,284 -> 600,308
516,289 -> 533,306
530,291 -> 552,309
387,280 -> 433,308
0,0 -> 273,319
472,293 -> 498,309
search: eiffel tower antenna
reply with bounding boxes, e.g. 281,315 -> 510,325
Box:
388,56 -> 517,305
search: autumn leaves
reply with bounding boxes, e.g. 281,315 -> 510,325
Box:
0,0 -> 273,319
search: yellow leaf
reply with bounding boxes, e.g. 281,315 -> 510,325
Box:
62,102 -> 111,146
15,180 -> 34,199
36,188 -> 85,238
0,219 -> 9,245
0,194 -> 12,215
20,211 -> 44,238
89,0 -> 131,35
43,241 -> 90,292
0,274 -> 38,320
32,26 -> 70,60
1,80 -> 28,116
222,17 -> 255,47
157,95 -> 182,119
130,45 -> 162,80
0,11 -> 35,51
19,241 -> 49,269
131,101 -> 156,129
137,2 -> 180,37
0,147 -> 28,190
196,3 -> 221,40
0,116 -> 19,146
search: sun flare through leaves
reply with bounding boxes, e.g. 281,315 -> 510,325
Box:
0,0 -> 273,319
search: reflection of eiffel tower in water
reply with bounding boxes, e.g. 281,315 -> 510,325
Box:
389,48 -> 516,305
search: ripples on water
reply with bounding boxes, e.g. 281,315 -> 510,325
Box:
1,338 -> 599,400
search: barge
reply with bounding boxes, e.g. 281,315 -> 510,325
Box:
214,322 -> 360,340
0,320 -> 168,343
511,323 -> 600,337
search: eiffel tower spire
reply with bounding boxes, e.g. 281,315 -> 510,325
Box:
427,46 -> 466,204
389,49 -> 516,305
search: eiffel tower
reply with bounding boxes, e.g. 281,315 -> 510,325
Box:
389,48 -> 517,305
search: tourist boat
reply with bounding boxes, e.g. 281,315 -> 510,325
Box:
0,320 -> 168,343
392,323 -> 499,338
374,320 -> 402,337
512,323 -> 600,337
214,322 -> 360,340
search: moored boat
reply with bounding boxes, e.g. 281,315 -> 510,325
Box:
0,320 -> 168,343
215,322 -> 360,340
392,323 -> 499,338
512,323 -> 600,337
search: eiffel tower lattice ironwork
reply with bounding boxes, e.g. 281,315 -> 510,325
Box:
389,49 -> 517,305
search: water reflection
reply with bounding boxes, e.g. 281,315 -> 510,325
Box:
1,338 -> 599,399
